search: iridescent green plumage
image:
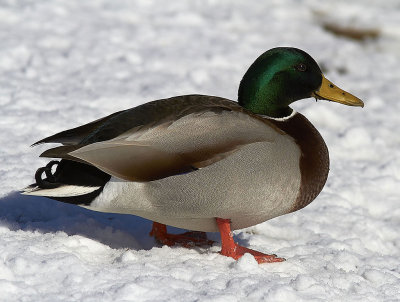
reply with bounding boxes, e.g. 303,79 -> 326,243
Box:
238,47 -> 323,117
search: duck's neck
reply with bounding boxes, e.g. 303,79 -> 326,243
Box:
237,71 -> 293,118
238,94 -> 293,118
254,105 -> 293,118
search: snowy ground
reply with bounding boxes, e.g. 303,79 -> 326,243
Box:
1,0 -> 400,301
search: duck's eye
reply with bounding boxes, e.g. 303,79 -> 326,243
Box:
295,63 -> 307,72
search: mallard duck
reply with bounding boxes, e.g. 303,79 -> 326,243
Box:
23,47 -> 363,263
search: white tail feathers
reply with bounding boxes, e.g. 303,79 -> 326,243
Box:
21,184 -> 101,197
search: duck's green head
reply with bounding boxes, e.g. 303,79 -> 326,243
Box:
238,47 -> 364,118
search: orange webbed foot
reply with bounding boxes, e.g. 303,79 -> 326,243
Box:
216,218 -> 285,264
150,222 -> 214,248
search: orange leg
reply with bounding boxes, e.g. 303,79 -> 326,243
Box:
216,218 -> 285,263
149,222 -> 214,248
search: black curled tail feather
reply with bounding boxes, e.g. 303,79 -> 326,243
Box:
35,161 -> 61,189
30,159 -> 112,205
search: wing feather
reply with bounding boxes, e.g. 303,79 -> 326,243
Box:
68,110 -> 280,181
32,110 -> 125,146
33,95 -> 283,182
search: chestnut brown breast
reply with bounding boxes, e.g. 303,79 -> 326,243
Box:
268,113 -> 330,212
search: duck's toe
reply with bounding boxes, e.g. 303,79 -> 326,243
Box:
221,244 -> 285,264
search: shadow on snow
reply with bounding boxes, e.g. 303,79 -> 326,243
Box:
0,191 -> 158,250
0,191 -> 236,253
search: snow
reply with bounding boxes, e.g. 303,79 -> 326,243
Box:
1,0 -> 400,301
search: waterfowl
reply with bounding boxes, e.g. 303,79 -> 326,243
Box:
23,47 -> 364,263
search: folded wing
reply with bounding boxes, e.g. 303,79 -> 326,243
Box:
37,95 -> 282,182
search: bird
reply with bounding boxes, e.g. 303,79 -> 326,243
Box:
22,47 -> 364,263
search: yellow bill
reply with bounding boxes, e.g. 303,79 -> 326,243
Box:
312,75 -> 364,107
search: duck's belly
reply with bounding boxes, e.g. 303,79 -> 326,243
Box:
89,140 -> 301,232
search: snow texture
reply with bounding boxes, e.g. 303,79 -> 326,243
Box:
1,0 -> 400,301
